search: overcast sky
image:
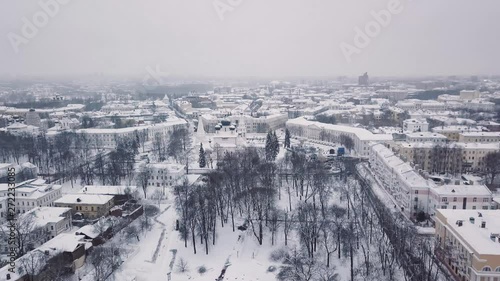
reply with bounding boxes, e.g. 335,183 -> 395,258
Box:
1,0 -> 499,79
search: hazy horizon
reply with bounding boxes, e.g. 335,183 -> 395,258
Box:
1,0 -> 500,79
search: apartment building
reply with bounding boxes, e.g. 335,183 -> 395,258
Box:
54,194 -> 114,219
430,185 -> 492,215
370,143 -> 492,219
435,209 -> 500,281
397,142 -> 500,173
369,143 -> 434,217
287,117 -> 393,157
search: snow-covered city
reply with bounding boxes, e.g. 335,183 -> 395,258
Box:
1,1 -> 500,281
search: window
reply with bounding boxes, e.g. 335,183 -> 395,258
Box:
453,197 -> 457,202
482,206 -> 489,210
495,267 -> 500,272
482,266 -> 491,272
473,197 -> 477,202
483,198 -> 489,202
415,190 -> 419,194
472,206 -> 476,210
441,198 -> 447,202
452,206 -> 456,209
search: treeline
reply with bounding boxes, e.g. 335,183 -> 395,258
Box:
0,126 -> 193,185
174,147 -> 348,263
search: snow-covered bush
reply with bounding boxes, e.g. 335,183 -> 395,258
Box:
197,265 -> 207,275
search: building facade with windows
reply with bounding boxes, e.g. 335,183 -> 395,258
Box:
287,117 -> 393,157
54,194 -> 114,219
429,185 -> 493,216
0,179 -> 62,218
435,209 -> 500,281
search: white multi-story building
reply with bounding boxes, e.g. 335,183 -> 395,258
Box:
200,113 -> 288,135
459,132 -> 500,143
369,143 -> 492,218
73,118 -> 188,148
147,163 -> 185,195
459,90 -> 481,100
0,179 -> 62,215
369,143 -> 434,217
396,100 -> 447,112
429,185 -> 492,216
466,100 -> 495,111
25,207 -> 73,241
406,132 -> 447,143
3,122 -> 39,136
403,118 -> 429,133
287,117 -> 393,157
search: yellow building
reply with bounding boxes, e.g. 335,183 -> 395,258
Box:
432,126 -> 484,142
435,209 -> 500,281
54,194 -> 114,219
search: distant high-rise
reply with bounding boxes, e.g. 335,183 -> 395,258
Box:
25,108 -> 41,127
358,72 -> 369,86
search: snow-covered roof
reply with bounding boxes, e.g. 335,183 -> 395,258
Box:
23,207 -> 72,227
460,132 -> 500,137
432,126 -> 485,133
76,118 -> 186,134
406,132 -> 447,139
38,233 -> 88,253
431,185 -> 492,197
75,224 -> 100,239
79,185 -> 136,196
437,209 -> 500,255
287,117 -> 393,141
55,194 -> 114,205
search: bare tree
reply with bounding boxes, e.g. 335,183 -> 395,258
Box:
277,249 -> 316,281
176,257 -> 189,273
44,252 -> 71,281
485,151 -> 500,185
1,213 -> 44,258
124,225 -> 140,242
88,246 -> 115,281
283,210 -> 295,246
136,164 -> 152,198
18,250 -> 45,281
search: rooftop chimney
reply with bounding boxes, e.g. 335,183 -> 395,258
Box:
481,221 -> 486,228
